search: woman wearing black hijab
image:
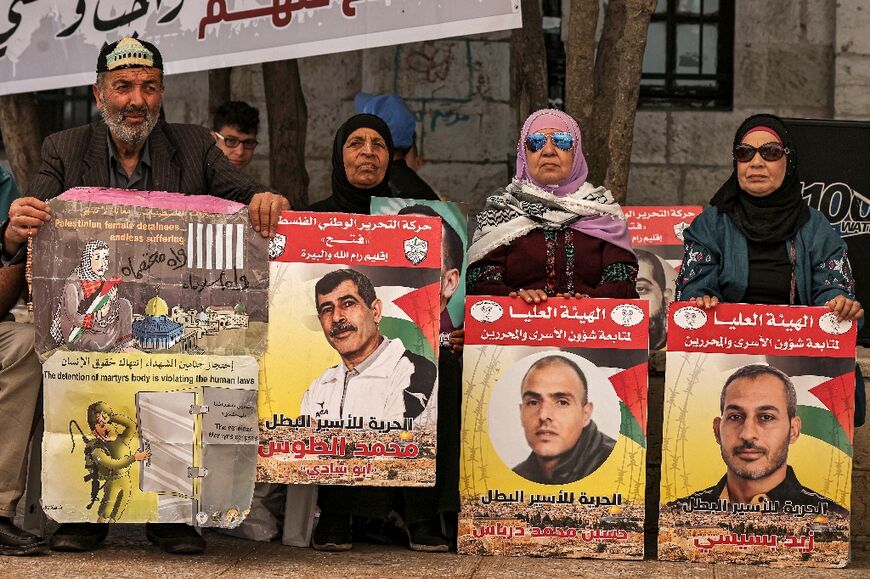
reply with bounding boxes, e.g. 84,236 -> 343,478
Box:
676,114 -> 865,426
308,114 -> 452,553
676,113 -> 862,321
308,114 -> 394,214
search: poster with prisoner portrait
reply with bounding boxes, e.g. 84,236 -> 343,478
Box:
42,351 -> 258,527
31,188 -> 269,358
371,196 -> 469,342
459,296 -> 649,559
258,211 -> 441,486
623,206 -> 701,351
659,302 -> 856,567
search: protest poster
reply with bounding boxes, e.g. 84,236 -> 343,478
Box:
371,196 -> 469,339
659,302 -> 855,567
31,188 -> 269,359
0,1 -> 521,96
258,211 -> 442,486
42,351 -> 259,527
458,296 -> 649,559
623,206 -> 701,350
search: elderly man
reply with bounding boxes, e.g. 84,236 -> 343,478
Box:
513,355 -> 615,485
672,364 -> 847,514
3,37 -> 287,263
305,268 -> 442,553
212,101 -> 260,171
1,36 -> 288,555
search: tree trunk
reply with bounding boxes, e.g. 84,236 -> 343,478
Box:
564,0 -> 600,138
0,93 -> 42,193
208,68 -> 232,126
601,0 -> 655,201
585,0 -> 627,187
512,0 -> 549,126
262,59 -> 309,209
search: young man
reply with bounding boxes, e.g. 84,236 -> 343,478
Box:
672,364 -> 846,514
212,101 -> 260,171
513,355 -> 615,485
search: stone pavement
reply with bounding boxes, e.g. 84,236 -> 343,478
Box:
2,527 -> 869,578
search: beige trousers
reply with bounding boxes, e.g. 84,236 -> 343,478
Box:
0,323 -> 41,517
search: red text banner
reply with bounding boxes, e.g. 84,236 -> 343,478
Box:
460,295 -> 650,559
667,302 -> 857,358
260,211 -> 442,486
464,296 -> 650,350
660,301 -> 855,567
272,211 -> 441,269
623,206 -> 702,247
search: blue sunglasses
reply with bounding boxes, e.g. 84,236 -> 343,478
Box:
525,131 -> 574,152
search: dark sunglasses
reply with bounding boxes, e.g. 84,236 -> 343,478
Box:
733,142 -> 789,163
215,131 -> 259,150
525,131 -> 574,152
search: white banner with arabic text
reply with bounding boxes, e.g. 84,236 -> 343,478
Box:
0,0 -> 521,96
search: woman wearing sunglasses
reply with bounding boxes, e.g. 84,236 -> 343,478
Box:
676,113 -> 863,323
467,109 -> 638,303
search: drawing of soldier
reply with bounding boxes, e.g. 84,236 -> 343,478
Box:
70,401 -> 150,522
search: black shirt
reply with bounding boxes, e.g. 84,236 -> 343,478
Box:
743,239 -> 792,305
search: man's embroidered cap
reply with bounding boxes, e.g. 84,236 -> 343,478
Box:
97,37 -> 163,73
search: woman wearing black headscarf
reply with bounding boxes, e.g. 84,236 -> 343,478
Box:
307,114 -> 453,553
308,114 -> 394,214
677,114 -> 865,426
676,113 -> 862,321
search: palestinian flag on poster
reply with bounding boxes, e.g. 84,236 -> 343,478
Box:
797,370 -> 855,456
610,363 -> 649,449
68,277 -> 123,344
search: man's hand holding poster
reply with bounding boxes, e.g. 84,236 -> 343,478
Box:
459,296 -> 649,559
659,302 -> 855,567
259,211 -> 441,486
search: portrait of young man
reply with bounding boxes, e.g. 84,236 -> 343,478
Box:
512,355 -> 616,485
671,364 -> 847,514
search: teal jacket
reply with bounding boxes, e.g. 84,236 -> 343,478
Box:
676,206 -> 855,307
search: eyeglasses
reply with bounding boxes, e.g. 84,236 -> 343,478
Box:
215,131 -> 258,150
525,131 -> 574,153
733,142 -> 789,163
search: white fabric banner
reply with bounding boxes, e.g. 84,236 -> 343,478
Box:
0,0 -> 521,96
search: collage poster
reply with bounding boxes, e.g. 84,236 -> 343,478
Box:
660,302 -> 855,567
623,205 -> 700,351
459,296 -> 649,559
258,211 -> 442,486
33,189 -> 269,526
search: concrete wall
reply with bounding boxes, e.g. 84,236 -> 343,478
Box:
626,0 -> 837,205
162,1 -> 854,213
835,0 -> 870,120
